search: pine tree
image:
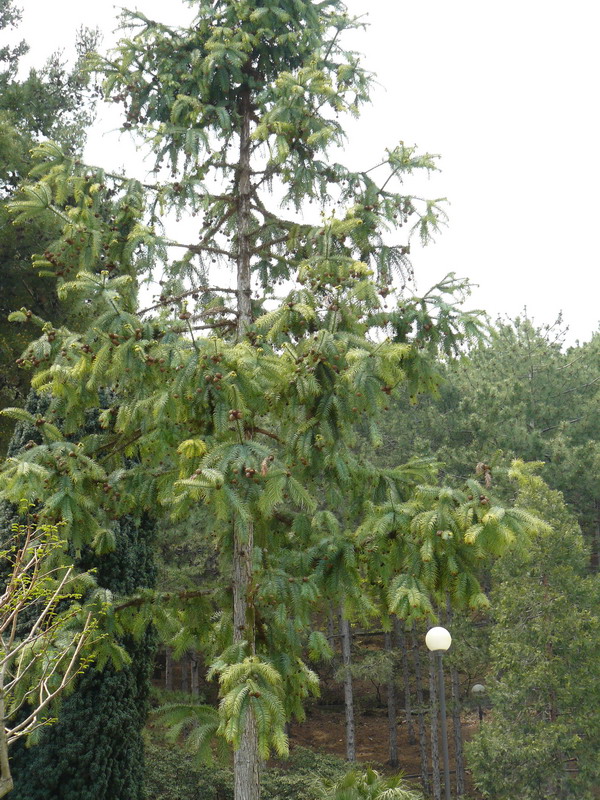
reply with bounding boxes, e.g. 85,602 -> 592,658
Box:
467,466 -> 600,800
378,317 -> 600,563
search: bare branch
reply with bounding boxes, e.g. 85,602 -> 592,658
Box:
192,320 -> 236,331
1,524 -> 99,792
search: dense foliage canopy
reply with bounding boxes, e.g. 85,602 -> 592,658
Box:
2,2 -> 599,800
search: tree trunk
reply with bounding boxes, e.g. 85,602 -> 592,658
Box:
233,711 -> 260,800
384,629 -> 399,767
326,605 -> 336,650
0,670 -> 15,798
233,519 -> 259,800
339,608 -> 356,762
450,666 -> 465,798
394,617 -> 415,745
236,85 -> 253,337
231,82 -> 260,800
165,648 -> 174,691
429,652 -> 441,800
592,498 -> 600,572
444,598 -> 464,797
190,653 -> 200,697
411,628 -> 430,797
181,652 -> 190,694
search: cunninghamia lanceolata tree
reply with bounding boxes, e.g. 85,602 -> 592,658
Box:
2,2 -> 541,799
357,472 -> 549,622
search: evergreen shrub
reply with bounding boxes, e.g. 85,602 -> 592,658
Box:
144,737 -> 346,800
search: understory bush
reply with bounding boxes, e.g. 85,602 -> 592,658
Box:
144,735 -> 347,800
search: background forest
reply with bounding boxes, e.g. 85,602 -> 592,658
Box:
1,2 -> 599,800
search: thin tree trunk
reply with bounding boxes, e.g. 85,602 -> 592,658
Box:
593,498 -> 600,572
0,668 -> 15,798
190,653 -> 200,696
181,652 -> 190,694
450,666 -> 465,798
384,629 -> 399,767
429,652 -> 441,800
236,85 -> 253,337
411,628 -> 430,797
394,617 -> 415,745
327,605 -> 336,650
165,648 -> 174,691
232,84 -> 260,800
233,519 -> 259,800
339,607 -> 356,762
445,598 -> 464,797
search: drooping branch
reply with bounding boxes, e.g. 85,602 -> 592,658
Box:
113,588 -> 215,613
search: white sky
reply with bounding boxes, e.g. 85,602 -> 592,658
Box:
9,0 -> 600,344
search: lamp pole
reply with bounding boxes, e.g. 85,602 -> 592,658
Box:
426,626 -> 452,800
471,684 -> 486,727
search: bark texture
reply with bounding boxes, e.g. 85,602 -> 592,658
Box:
231,78 -> 260,800
384,629 -> 399,767
236,86 -> 253,337
0,675 -> 14,799
190,654 -> 200,697
164,649 -> 173,691
451,665 -> 465,797
411,629 -> 430,797
395,617 -> 415,745
181,653 -> 190,694
326,607 -> 336,649
339,609 -> 356,762
233,521 -> 259,800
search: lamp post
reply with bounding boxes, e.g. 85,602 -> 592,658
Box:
426,626 -> 452,800
471,683 -> 486,726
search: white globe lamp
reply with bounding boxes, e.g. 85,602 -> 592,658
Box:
425,626 -> 452,652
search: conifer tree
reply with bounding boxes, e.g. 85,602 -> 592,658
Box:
377,318 -> 600,563
0,0 -> 98,454
1,3 -> 541,799
467,466 -> 600,799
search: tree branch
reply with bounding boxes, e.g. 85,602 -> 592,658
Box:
192,320 -> 236,331
114,588 -> 215,613
138,286 -> 237,315
167,241 -> 233,259
245,426 -> 281,443
541,417 -> 583,434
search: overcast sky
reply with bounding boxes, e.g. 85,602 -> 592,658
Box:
11,0 -> 600,344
